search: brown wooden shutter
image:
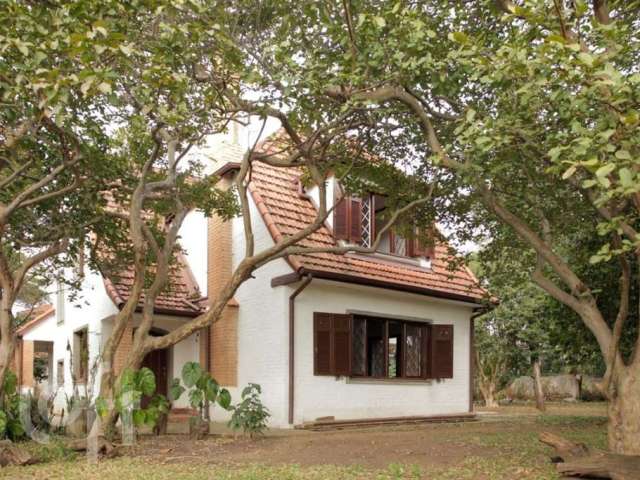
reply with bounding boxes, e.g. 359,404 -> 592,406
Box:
314,313 -> 332,375
313,312 -> 352,376
410,228 -> 436,259
350,198 -> 362,243
334,195 -> 349,241
333,314 -> 351,376
431,324 -> 454,379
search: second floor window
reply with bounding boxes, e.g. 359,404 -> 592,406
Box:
334,192 -> 434,260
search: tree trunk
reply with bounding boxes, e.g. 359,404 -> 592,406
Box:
0,307 -> 16,399
532,358 -> 546,412
608,366 -> 640,455
479,380 -> 499,408
102,345 -> 147,439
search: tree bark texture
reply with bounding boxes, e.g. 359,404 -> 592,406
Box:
540,431 -> 640,479
532,358 -> 546,412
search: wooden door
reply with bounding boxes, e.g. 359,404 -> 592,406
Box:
140,348 -> 168,407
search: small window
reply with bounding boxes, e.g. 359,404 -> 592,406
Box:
57,359 -> 64,387
73,328 -> 89,383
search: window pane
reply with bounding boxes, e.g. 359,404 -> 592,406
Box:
351,318 -> 367,376
360,197 -> 372,247
405,324 -> 423,377
393,235 -> 407,256
367,318 -> 385,377
388,321 -> 403,378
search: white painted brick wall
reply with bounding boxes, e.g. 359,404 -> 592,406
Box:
220,193 -> 475,428
292,281 -> 473,425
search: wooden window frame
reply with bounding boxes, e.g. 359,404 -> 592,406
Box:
56,359 -> 64,387
73,327 -> 89,384
314,312 -> 453,381
350,315 -> 431,381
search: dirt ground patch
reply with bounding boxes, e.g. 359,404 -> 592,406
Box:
122,404 -> 607,471
126,424 -> 492,470
6,402 -> 609,479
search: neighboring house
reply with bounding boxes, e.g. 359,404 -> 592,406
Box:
12,135 -> 487,428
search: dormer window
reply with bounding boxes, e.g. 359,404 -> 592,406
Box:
334,191 -> 435,261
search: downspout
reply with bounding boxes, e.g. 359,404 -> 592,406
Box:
288,274 -> 312,426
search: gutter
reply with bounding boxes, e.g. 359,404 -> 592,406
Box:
287,274 -> 313,425
273,268 -> 485,306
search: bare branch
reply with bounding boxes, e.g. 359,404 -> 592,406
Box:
12,239 -> 69,304
0,159 -> 35,190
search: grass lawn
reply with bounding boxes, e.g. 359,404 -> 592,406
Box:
3,402 -> 608,480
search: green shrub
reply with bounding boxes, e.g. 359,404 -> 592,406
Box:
0,371 -> 27,440
96,367 -> 169,428
228,383 -> 270,438
169,362 -> 232,419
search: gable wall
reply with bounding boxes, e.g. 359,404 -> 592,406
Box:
217,192 -> 292,426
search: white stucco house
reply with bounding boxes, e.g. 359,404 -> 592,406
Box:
13,134 -> 487,428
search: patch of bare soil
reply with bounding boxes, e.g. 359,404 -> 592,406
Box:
125,423 -> 498,470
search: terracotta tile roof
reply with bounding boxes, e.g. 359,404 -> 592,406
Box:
103,252 -> 203,317
98,190 -> 205,317
15,304 -> 55,335
243,142 -> 487,304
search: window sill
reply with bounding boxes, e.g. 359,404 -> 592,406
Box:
345,250 -> 432,270
346,377 -> 433,386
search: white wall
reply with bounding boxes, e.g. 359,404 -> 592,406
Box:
207,192 -> 291,425
180,209 -> 208,297
24,268 -> 121,410
306,176 -> 336,227
291,280 -> 474,425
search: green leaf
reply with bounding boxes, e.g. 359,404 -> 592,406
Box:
217,388 -> 232,410
615,150 -> 631,160
577,52 -> 594,67
119,44 -> 133,56
7,418 -> 24,439
619,168 -> 633,188
561,165 -> 577,180
97,82 -> 112,94
182,362 -> 203,388
373,16 -> 386,28
0,411 -> 7,438
595,164 -> 615,178
4,371 -> 17,396
80,76 -> 95,97
95,397 -> 108,419
169,378 -> 185,401
118,368 -> 136,393
132,409 -> 146,426
466,108 -> 476,122
450,32 -> 469,44
189,388 -> 203,409
136,367 -> 156,396
204,377 -> 220,402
